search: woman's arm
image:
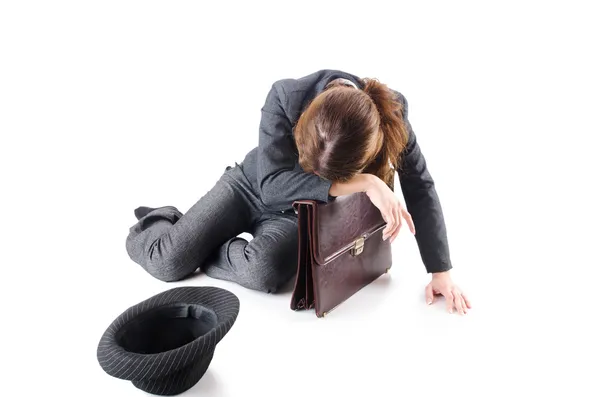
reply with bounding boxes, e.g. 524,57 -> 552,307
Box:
331,174 -> 415,243
257,82 -> 333,210
328,174 -> 375,197
394,92 -> 471,314
395,92 -> 452,274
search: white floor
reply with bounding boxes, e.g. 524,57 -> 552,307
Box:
10,193 -> 600,397
2,2 -> 599,396
78,227 -> 598,397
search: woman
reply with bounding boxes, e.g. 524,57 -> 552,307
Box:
126,69 -> 471,314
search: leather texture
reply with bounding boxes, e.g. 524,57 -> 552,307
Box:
290,192 -> 392,317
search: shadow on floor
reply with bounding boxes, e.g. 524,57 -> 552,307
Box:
186,370 -> 220,396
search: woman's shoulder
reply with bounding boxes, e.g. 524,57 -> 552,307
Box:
273,69 -> 360,92
268,69 -> 363,121
265,70 -> 409,127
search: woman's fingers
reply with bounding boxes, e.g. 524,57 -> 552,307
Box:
396,205 -> 403,230
385,205 -> 414,243
381,214 -> 390,238
382,213 -> 393,239
389,205 -> 402,243
385,210 -> 396,240
383,210 -> 396,240
402,208 -> 416,235
454,289 -> 465,315
462,293 -> 472,309
425,284 -> 434,305
443,289 -> 454,314
461,295 -> 469,314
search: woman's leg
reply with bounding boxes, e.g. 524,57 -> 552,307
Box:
203,212 -> 299,293
125,168 -> 256,282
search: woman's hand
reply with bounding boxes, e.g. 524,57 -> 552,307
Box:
365,176 -> 415,243
329,173 -> 414,243
425,271 -> 471,315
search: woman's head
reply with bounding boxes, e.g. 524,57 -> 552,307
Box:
294,78 -> 409,188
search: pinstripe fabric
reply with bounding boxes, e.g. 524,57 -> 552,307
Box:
126,164 -> 299,293
97,287 -> 239,395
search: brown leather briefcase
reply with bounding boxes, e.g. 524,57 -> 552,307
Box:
290,192 -> 393,317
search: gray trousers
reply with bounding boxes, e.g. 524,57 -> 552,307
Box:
125,164 -> 299,293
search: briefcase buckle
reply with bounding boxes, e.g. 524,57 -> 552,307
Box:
351,237 -> 365,256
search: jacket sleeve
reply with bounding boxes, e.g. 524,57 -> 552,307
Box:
397,93 -> 453,273
256,83 -> 333,210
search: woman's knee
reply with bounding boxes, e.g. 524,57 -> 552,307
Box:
143,242 -> 193,282
144,260 -> 185,282
244,252 -> 295,293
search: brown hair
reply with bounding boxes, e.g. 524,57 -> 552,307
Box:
294,78 -> 409,189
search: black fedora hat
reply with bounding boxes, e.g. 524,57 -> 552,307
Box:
97,286 -> 240,395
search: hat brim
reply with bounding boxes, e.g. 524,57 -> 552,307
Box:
97,287 -> 239,395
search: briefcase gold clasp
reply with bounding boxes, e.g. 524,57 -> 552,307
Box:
351,237 -> 365,256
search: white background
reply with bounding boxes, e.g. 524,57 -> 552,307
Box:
1,1 -> 599,396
